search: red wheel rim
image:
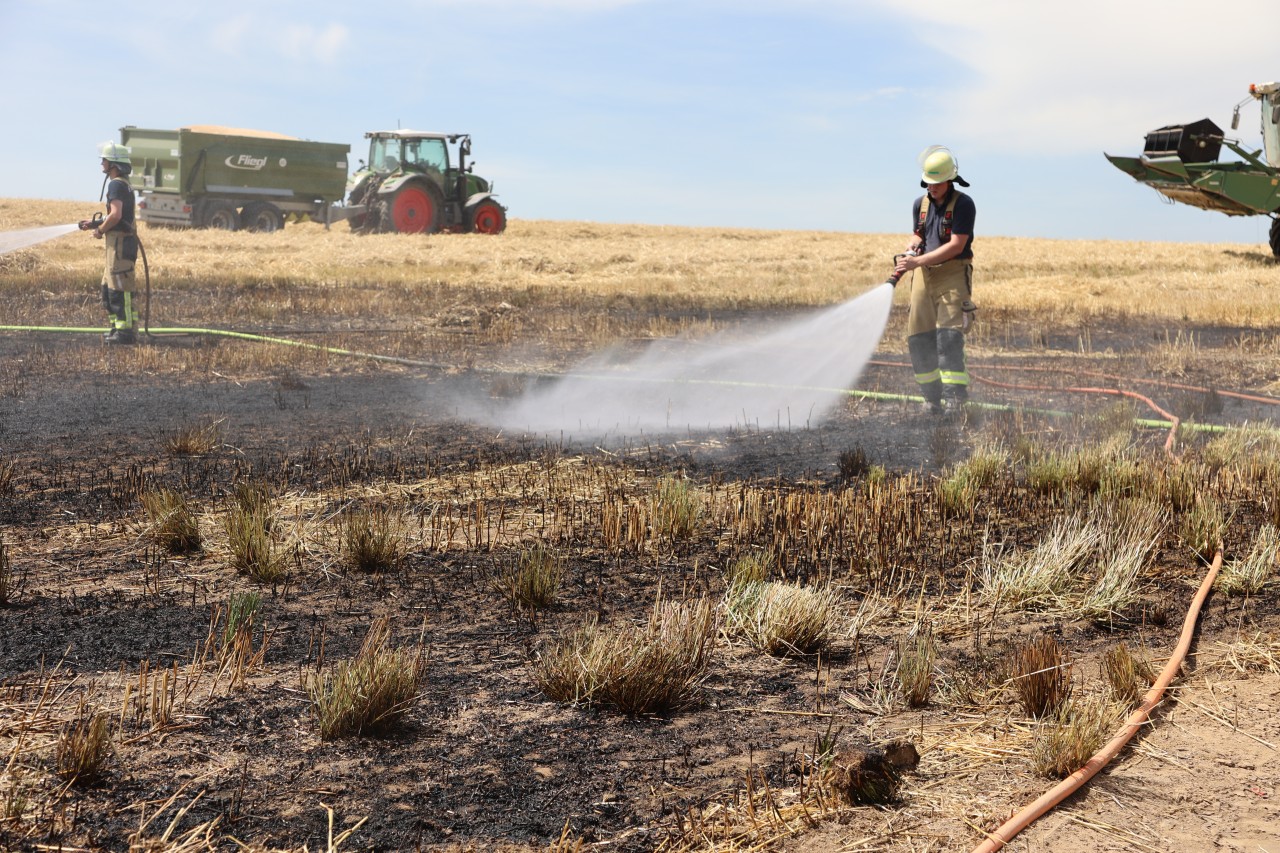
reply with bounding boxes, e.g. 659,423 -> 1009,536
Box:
392,186 -> 433,233
472,204 -> 503,234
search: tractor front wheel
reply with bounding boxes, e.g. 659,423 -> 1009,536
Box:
467,200 -> 507,235
386,183 -> 442,234
1270,217 -> 1280,258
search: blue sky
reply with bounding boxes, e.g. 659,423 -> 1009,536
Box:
3,0 -> 1278,246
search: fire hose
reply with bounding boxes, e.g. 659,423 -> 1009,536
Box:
972,545 -> 1225,852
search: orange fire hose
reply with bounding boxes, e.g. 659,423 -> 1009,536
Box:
972,375 -> 1183,459
971,545 -> 1224,852
866,359 -> 1280,408
866,359 -> 1186,457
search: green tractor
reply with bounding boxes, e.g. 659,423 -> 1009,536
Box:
1105,82 -> 1280,256
345,130 -> 506,234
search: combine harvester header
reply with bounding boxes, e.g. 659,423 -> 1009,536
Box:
1105,82 -> 1280,255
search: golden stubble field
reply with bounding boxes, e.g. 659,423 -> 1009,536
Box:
1,198 -> 1280,852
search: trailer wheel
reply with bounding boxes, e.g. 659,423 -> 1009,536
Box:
467,200 -> 507,235
1270,217 -> 1280,258
241,202 -> 285,233
386,183 -> 442,234
199,200 -> 240,231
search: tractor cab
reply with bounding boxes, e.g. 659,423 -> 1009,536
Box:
367,133 -> 449,177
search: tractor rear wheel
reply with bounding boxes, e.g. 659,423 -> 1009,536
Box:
467,199 -> 507,234
241,201 -> 285,233
198,200 -> 240,231
1270,217 -> 1280,258
386,183 -> 442,234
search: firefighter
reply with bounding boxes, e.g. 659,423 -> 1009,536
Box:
894,146 -> 977,415
80,142 -> 139,344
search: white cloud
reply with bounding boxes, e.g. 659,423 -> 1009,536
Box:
210,14 -> 254,58
280,23 -> 349,64
859,0 -> 1280,155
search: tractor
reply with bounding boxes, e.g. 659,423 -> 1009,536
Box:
345,130 -> 506,235
1105,82 -> 1280,256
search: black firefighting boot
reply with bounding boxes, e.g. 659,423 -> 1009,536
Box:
937,328 -> 969,412
103,290 -> 137,345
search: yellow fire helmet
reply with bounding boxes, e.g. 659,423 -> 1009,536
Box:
919,146 -> 958,184
97,141 -> 131,165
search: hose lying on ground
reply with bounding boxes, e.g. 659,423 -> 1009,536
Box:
971,545 -> 1225,853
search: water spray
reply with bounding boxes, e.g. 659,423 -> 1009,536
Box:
0,223 -> 82,255
491,284 -> 897,437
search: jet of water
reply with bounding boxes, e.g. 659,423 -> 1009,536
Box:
492,283 -> 895,438
0,223 -> 81,255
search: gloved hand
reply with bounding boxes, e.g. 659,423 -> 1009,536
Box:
961,300 -> 977,333
886,248 -> 922,287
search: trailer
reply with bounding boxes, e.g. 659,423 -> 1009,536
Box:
121,125 -> 350,232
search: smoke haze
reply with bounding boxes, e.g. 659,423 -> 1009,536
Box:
490,283 -> 894,439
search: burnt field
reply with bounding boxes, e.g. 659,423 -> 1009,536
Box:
2,207 -> 1280,851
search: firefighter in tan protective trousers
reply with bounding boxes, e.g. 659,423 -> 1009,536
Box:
79,142 -> 139,345
894,146 -> 977,415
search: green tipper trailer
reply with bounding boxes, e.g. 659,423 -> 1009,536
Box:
121,125 -> 350,232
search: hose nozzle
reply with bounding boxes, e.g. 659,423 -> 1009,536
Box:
885,247 -> 921,287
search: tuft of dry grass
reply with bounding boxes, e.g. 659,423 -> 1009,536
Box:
495,543 -> 564,611
837,446 -> 870,480
306,617 -> 426,739
56,708 -> 113,785
225,482 -> 288,584
1100,642 -> 1154,708
1010,635 -> 1073,718
166,420 -> 222,456
1178,494 -> 1227,562
1023,450 -> 1075,497
1031,695 -> 1121,779
533,594 -> 716,715
940,440 -> 1009,513
341,506 -> 403,574
722,579 -> 843,656
982,514 -> 1101,611
142,488 -> 203,553
894,622 -> 937,708
1216,523 -> 1278,596
0,537 -> 22,606
724,550 -> 773,587
221,591 -> 262,656
1078,500 -> 1164,620
651,476 -> 704,542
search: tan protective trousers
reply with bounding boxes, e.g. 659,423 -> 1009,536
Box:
906,259 -> 973,401
906,259 -> 971,337
101,230 -> 136,293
